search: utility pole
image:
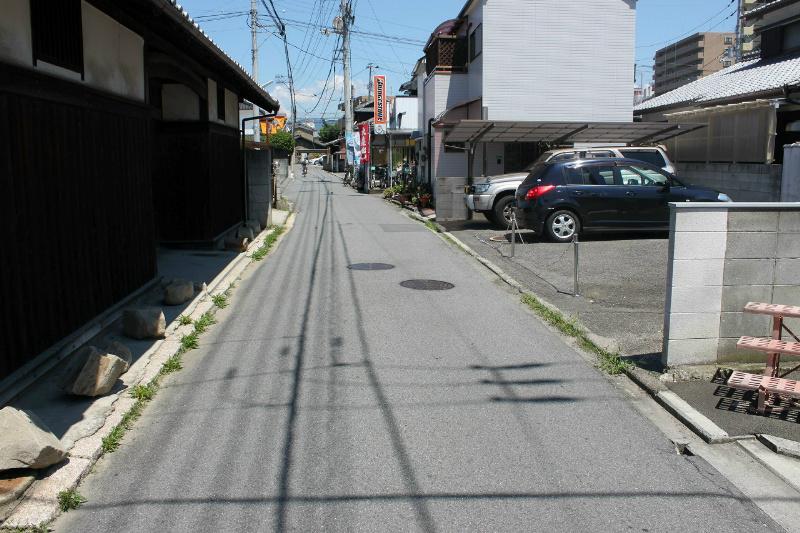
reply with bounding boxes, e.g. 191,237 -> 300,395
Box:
366,63 -> 379,96
250,0 -> 260,143
339,0 -> 357,190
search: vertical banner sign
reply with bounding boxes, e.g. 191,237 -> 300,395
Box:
359,122 -> 371,163
373,75 -> 387,134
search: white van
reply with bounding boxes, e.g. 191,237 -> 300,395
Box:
539,146 -> 675,173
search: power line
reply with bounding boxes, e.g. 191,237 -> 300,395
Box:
637,0 -> 735,49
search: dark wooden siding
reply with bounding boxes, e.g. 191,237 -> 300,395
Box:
0,65 -> 156,381
153,122 -> 243,242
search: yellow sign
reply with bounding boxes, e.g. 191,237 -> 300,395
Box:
261,115 -> 288,135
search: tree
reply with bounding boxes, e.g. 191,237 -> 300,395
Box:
318,123 -> 341,144
268,130 -> 295,154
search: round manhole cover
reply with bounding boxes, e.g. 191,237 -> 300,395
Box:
348,263 -> 396,271
400,279 -> 455,291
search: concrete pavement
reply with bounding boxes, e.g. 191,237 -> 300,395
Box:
53,167 -> 784,532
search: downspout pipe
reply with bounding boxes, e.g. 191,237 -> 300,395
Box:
241,113 -> 277,223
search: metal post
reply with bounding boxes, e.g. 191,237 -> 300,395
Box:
573,234 -> 579,297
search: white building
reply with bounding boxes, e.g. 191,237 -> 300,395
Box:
410,0 -> 637,220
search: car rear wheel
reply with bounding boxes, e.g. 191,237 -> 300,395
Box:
545,210 -> 580,243
491,195 -> 515,229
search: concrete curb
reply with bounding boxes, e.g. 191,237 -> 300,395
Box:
737,439 -> 800,494
398,206 -> 753,450
1,215 -> 296,529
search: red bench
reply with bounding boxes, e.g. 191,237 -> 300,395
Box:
725,303 -> 800,415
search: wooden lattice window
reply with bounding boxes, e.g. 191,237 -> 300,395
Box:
31,0 -> 84,74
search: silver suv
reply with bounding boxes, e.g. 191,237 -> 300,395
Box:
465,146 -> 674,228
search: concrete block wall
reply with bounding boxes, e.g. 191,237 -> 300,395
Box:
676,163 -> 783,202
434,176 -> 469,221
663,203 -> 800,367
246,150 -> 272,229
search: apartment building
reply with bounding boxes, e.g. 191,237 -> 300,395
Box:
653,32 -> 736,95
740,0 -> 800,57
409,0 -> 637,220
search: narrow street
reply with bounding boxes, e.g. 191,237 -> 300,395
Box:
54,166 -> 779,532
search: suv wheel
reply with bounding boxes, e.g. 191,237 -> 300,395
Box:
491,196 -> 515,229
545,210 -> 580,243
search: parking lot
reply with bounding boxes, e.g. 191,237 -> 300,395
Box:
443,215 -> 670,364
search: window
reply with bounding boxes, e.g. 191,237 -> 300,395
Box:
783,21 -> 800,52
619,149 -> 666,168
588,150 -> 615,158
469,24 -> 482,61
620,168 -> 643,186
724,36 -> 733,45
590,166 -> 617,185
217,84 -> 226,121
550,152 -> 578,162
31,0 -> 83,73
627,165 -> 670,186
565,167 -> 592,185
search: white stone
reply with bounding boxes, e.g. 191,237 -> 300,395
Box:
668,286 -> 723,314
164,279 -> 194,306
122,308 -> 166,339
0,407 -> 65,471
68,349 -> 127,397
102,340 -> 132,372
673,210 -> 728,233
667,312 -> 720,340
664,338 -> 720,366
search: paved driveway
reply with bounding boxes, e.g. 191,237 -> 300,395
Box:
443,215 -> 669,362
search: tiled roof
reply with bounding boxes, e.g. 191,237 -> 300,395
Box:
742,0 -> 798,18
635,54 -> 800,112
158,0 -> 279,111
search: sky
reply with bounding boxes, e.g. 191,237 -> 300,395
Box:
182,0 -> 738,120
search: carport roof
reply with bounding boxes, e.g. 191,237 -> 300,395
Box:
442,120 -> 704,145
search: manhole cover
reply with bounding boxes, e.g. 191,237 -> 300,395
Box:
400,279 -> 454,291
348,263 -> 395,270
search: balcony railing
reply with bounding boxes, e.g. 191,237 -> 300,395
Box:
425,35 -> 467,75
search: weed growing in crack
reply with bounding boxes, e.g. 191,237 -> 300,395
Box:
193,312 -> 216,334
101,425 -> 125,453
161,354 -> 183,374
57,489 -> 87,512
211,294 -> 228,309
180,331 -> 199,350
177,315 -> 193,326
252,226 -> 285,261
521,293 -> 630,375
130,383 -> 156,401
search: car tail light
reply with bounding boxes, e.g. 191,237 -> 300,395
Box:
525,184 -> 556,200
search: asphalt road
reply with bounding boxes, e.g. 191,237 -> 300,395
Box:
54,167 -> 780,532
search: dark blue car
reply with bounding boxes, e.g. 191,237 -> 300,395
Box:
514,158 -> 732,242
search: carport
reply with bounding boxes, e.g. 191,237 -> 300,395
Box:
441,119 -> 706,188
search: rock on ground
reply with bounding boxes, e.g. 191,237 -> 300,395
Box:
164,279 -> 194,306
0,407 -> 65,471
102,340 -> 132,372
122,308 -> 166,339
68,349 -> 127,397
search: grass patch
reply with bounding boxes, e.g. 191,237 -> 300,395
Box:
521,293 -> 630,375
424,220 -> 439,232
130,383 -> 156,401
193,311 -> 216,334
177,314 -> 192,326
5,525 -> 49,533
160,353 -> 183,374
101,424 -> 125,453
57,489 -> 87,512
211,294 -> 228,309
180,331 -> 199,351
252,225 -> 285,261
